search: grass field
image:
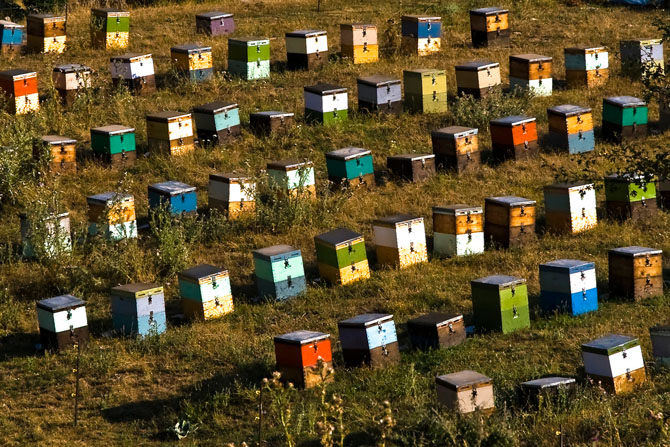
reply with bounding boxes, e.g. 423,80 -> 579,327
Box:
1,0 -> 670,445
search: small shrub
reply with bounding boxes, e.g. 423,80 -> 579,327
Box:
451,86 -> 534,131
149,206 -> 195,278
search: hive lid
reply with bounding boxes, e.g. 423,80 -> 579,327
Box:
543,182 -> 594,192
357,75 -> 401,87
564,46 -> 606,54
111,282 -> 163,297
490,115 -> 536,127
387,153 -> 435,161
485,196 -> 535,207
274,330 -> 330,345
373,214 -> 423,226
267,159 -> 312,171
325,147 -> 371,160
470,6 -> 509,15
253,244 -> 299,259
146,111 -> 190,121
178,264 -> 226,280
547,104 -> 592,117
604,172 -> 653,183
581,334 -> 639,355
401,14 -> 441,21
286,29 -> 327,38
471,275 -> 525,288
455,60 -> 499,71
53,64 -> 91,73
87,191 -> 133,205
19,210 -> 69,220
0,20 -> 22,28
314,227 -> 363,247
250,111 -> 294,118
622,38 -> 662,45
520,376 -> 576,389
148,180 -> 196,195
431,126 -> 478,138
27,13 -> 62,19
209,172 -> 252,183
304,83 -> 347,95
41,135 -> 76,145
650,325 -> 670,336
403,68 -> 445,76
91,124 -> 135,135
510,54 -> 552,63
435,370 -> 492,389
229,37 -> 269,44
338,313 -> 393,328
608,246 -> 662,257
171,44 -> 212,53
110,53 -> 152,62
341,23 -> 376,30
603,96 -> 646,108
0,69 -> 36,79
196,11 -> 233,19
192,101 -> 238,114
539,259 -> 595,273
432,204 -> 483,215
92,8 -> 128,13
407,312 -> 463,328
37,294 -> 85,312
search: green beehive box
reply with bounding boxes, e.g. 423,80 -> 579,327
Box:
91,125 -> 136,155
228,37 -> 270,62
604,174 -> 656,203
602,96 -> 648,127
471,275 -> 530,334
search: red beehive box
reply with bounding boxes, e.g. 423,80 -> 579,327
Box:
274,330 -> 333,388
489,115 -> 538,161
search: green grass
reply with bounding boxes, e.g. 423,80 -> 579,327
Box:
1,0 -> 670,445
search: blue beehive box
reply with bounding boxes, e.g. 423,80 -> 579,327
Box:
0,20 -> 23,45
192,101 -> 241,145
539,259 -> 598,316
148,180 -> 197,215
253,244 -> 306,300
110,283 -> 166,337
338,313 -> 400,367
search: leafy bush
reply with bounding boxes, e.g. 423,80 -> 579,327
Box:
451,86 -> 534,131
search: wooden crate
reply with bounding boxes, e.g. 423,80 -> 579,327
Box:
564,46 -> 608,88
171,44 -> 213,82
53,64 -> 92,106
340,23 -> 378,64
436,370 -> 494,414
604,173 -> 656,220
26,14 -> 66,53
471,275 -> 530,334
90,124 -> 136,166
249,111 -> 295,134
620,38 -> 664,78
455,61 -> 501,98
357,75 -> 402,114
403,69 -> 447,114
401,15 -> 441,56
602,96 -> 648,143
36,135 -> 76,174
19,211 -> 71,258
387,154 -> 436,182
547,105 -> 594,154
509,54 -> 552,96
0,69 -> 39,114
91,8 -> 129,50
519,377 -> 576,407
267,159 -> 316,198
227,37 -> 270,80
146,111 -> 194,156
285,30 -> 328,70
109,53 -> 156,95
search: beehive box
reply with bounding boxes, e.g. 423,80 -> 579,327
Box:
509,54 -> 552,96
604,173 -> 657,220
304,83 -> 348,124
543,182 -> 597,234
340,23 -> 378,64
539,259 -> 598,316
253,244 -> 306,300
274,331 -> 333,388
90,125 -> 136,166
196,12 -> 234,36
470,7 -> 509,48
471,275 -> 530,333
109,53 -> 156,95
564,46 -> 609,88
249,111 -> 295,134
148,181 -> 197,215
20,211 -> 71,258
228,37 -> 270,80
357,75 -> 402,114
338,313 -> 400,367
650,326 -> 670,367
582,334 -> 646,394
26,14 -> 66,53
436,370 -> 494,414
484,196 -> 536,248
90,8 -> 129,50
286,30 -> 328,70
0,69 -> 39,114
407,313 -> 466,350
192,101 -> 240,145
431,126 -> 480,172
209,173 -> 255,218
171,44 -> 213,82
387,154 -> 436,183
37,295 -> 88,351
519,377 -> 576,407
660,179 -> 670,210
52,64 -> 92,106
146,111 -> 194,155
0,20 -> 23,57
179,264 -> 233,320
433,205 -> 484,257
608,246 -> 663,300
620,38 -> 664,77
110,283 -> 166,337
267,159 -> 316,198
602,96 -> 648,143
403,69 -> 447,114
325,147 -> 375,189
400,15 -> 441,56
314,227 -> 370,285
373,214 -> 428,268
455,61 -> 501,98
489,116 -> 538,161
547,105 -> 594,154
87,192 -> 137,241
36,135 -> 76,174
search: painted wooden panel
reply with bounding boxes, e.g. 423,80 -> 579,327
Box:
37,306 -> 87,333
433,232 -> 484,257
582,346 -> 644,377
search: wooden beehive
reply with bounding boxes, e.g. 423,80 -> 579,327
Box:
146,111 -> 194,156
286,30 -> 328,70
110,283 -> 166,337
109,53 -> 156,95
179,264 -> 233,320
539,259 -> 598,316
340,23 -> 378,64
387,154 -> 436,182
403,69 -> 447,114
547,105 -> 594,154
0,69 -> 39,114
36,295 -> 88,351
471,275 -> 530,334
604,173 -> 657,220
253,244 -> 306,301
454,61 -> 501,98
543,182 -> 597,234
192,101 -> 240,145
564,46 -> 608,88
357,75 -> 402,114
249,111 -> 295,134
26,14 -> 66,54
304,83 -> 348,125
431,126 -> 479,172
519,377 -> 576,407
0,20 -> 23,57
227,37 -> 270,80
314,227 -> 370,285
373,214 -> 427,268
52,64 -> 92,106
147,181 -> 197,215
36,135 -> 76,174
267,159 -> 316,198
509,54 -> 552,96
325,147 -> 375,189
602,96 -> 648,143
436,370 -> 495,414
650,325 -> 670,367
274,331 -> 333,388
582,334 -> 646,394
19,211 -> 71,258
90,8 -> 129,50
208,173 -> 255,218
90,125 -> 136,166
196,11 -> 234,36
86,192 -> 137,241
171,44 -> 213,82
407,312 -> 466,350
338,313 -> 400,367
608,246 -> 662,300
432,204 -> 484,257
400,15 -> 441,56
484,196 -> 536,248
620,38 -> 664,78
470,7 -> 509,48
489,115 -> 538,161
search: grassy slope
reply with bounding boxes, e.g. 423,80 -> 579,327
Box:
1,0 -> 670,445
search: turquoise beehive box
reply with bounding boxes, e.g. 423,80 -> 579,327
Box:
110,283 -> 166,337
325,147 -> 375,189
253,244 -> 306,300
